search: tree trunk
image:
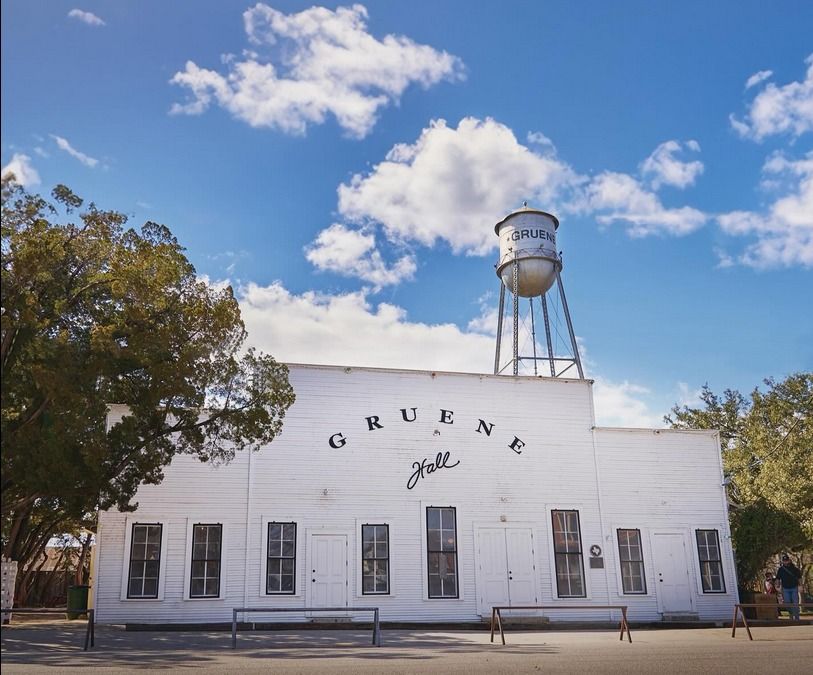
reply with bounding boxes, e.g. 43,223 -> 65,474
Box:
75,533 -> 92,585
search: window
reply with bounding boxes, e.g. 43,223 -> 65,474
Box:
551,510 -> 585,597
696,529 -> 725,593
617,529 -> 646,594
127,524 -> 162,599
426,507 -> 458,598
190,524 -> 222,598
361,524 -> 389,594
267,522 -> 296,594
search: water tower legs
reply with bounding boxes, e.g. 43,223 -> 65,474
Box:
494,283 -> 506,375
556,269 -> 584,379
493,266 -> 584,379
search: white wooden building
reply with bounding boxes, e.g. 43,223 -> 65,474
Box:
93,363 -> 737,625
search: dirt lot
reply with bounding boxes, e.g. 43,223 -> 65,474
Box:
2,621 -> 812,674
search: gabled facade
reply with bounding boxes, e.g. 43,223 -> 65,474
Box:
93,364 -> 736,624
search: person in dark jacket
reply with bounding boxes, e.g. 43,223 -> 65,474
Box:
776,554 -> 802,620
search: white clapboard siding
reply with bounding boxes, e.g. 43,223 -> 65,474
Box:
95,364 -> 735,624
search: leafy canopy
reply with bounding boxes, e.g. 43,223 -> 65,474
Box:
666,373 -> 812,587
1,179 -> 295,562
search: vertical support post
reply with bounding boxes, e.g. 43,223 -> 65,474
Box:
231,608 -> 238,649
373,608 -> 381,646
540,294 -> 555,377
494,283 -> 506,375
556,269 -> 584,379
490,607 -> 496,642
512,259 -> 519,376
83,609 -> 94,651
497,607 -> 506,645
529,297 -> 538,375
731,605 -> 738,638
621,607 -> 631,643
742,606 -> 753,641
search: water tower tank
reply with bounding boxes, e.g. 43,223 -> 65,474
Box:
495,206 -> 561,297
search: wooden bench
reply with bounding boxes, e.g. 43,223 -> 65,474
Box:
231,606 -> 381,648
731,603 -> 812,640
490,605 -> 631,644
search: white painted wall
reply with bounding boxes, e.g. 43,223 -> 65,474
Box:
96,364 -> 736,624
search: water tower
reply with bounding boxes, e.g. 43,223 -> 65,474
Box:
493,204 -> 584,378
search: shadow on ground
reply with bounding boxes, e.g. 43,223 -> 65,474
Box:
1,623 -> 559,669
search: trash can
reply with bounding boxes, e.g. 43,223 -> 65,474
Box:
66,585 -> 89,620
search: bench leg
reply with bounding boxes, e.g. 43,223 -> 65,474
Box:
620,608 -> 631,643
497,609 -> 505,646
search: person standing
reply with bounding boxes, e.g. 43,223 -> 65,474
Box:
764,571 -> 778,595
776,554 -> 802,620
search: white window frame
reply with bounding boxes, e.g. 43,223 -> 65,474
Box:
419,501 -> 465,602
543,504 -> 592,601
354,519 -> 395,598
613,526 -> 649,596
259,516 -> 302,598
119,517 -> 169,601
181,519 -> 228,601
691,526 -> 728,595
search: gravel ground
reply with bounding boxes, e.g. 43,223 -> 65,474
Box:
2,621 -> 812,674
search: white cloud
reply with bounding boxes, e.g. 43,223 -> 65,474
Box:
239,281 -> 494,372
467,294 -> 499,335
237,281 -> 663,426
745,69 -> 773,90
730,54 -> 813,141
526,130 -> 558,156
50,134 -> 99,168
67,9 -> 105,26
337,117 -> 581,255
675,382 -> 703,409
1,153 -> 41,187
716,151 -> 813,268
197,275 -> 233,294
170,3 -> 464,138
582,171 -> 708,237
310,121 -> 709,287
640,140 -> 704,189
592,378 -> 665,428
305,223 -> 416,288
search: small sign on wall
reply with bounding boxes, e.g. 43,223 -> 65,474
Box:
589,544 -> 603,568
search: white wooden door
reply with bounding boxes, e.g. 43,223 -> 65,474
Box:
505,528 -> 537,606
477,528 -> 510,614
309,534 -> 347,611
476,527 -> 538,614
651,532 -> 693,613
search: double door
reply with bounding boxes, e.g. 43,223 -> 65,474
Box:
476,527 -> 538,615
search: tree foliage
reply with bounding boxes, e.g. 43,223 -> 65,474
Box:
1,179 -> 295,573
666,373 -> 813,589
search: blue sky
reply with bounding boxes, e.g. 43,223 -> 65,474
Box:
3,1 -> 811,426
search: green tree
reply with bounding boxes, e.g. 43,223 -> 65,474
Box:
666,373 -> 813,589
1,179 -> 295,579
